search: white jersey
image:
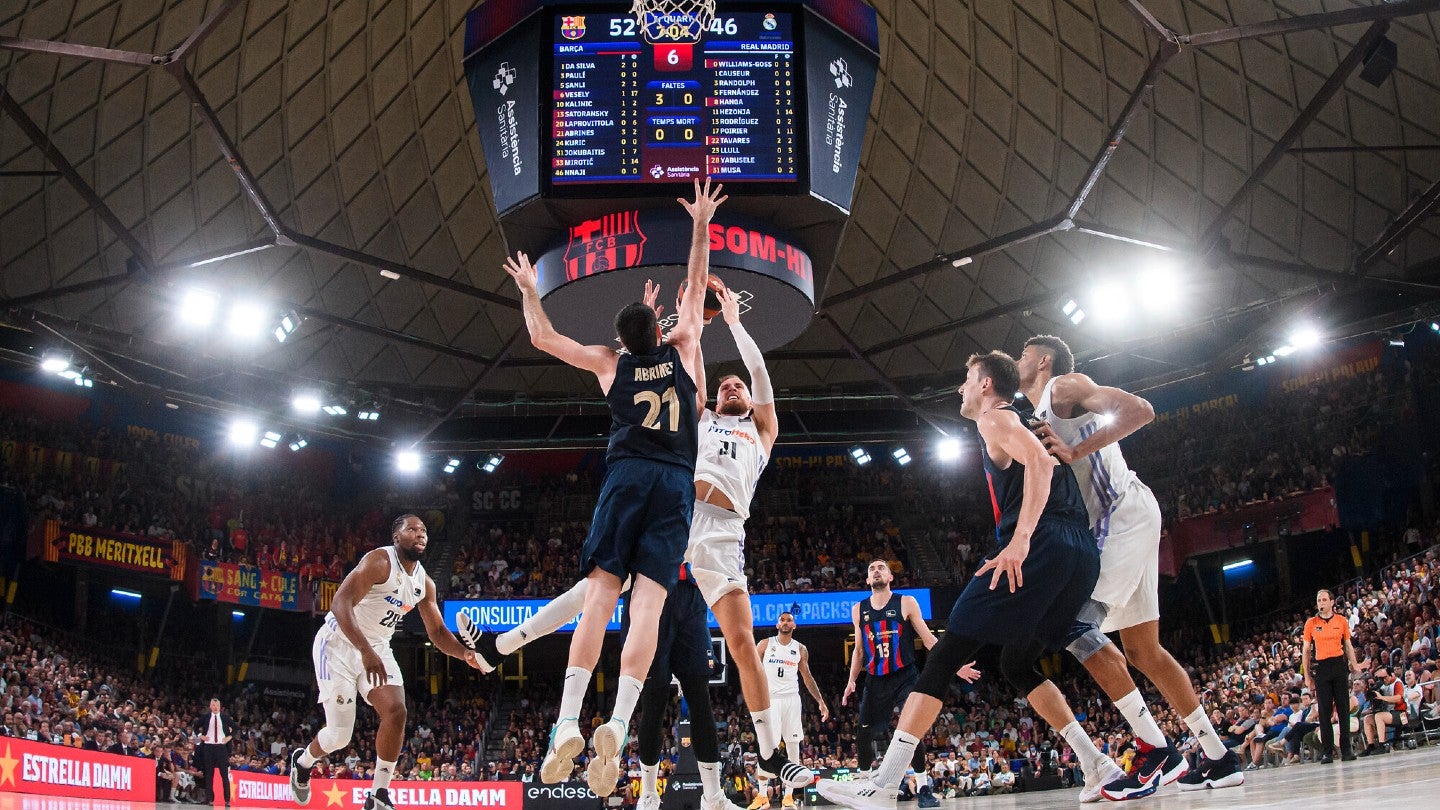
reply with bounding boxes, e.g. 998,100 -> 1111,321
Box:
763,636 -> 802,697
695,410 -> 767,519
325,546 -> 426,647
1034,377 -> 1140,540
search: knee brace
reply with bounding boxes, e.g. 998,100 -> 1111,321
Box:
1065,626 -> 1112,663
316,697 -> 356,753
915,633 -> 983,699
999,644 -> 1046,696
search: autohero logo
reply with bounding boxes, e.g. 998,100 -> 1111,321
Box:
492,62 -> 523,177
825,59 -> 851,174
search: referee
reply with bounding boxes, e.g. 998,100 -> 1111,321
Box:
1301,589 -> 1361,763
194,697 -> 234,807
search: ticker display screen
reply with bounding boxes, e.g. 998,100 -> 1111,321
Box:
548,11 -> 801,187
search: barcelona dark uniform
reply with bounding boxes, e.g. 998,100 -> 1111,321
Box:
944,404 -> 1100,649
857,593 -> 920,731
580,343 -> 700,591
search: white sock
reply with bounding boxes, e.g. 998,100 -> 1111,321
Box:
373,758 -> 396,792
1060,721 -> 1105,772
297,748 -> 318,768
1115,689 -> 1167,748
499,580 -> 588,656
1184,706 -> 1228,760
559,666 -> 591,721
873,730 -> 920,790
640,762 -> 658,795
699,761 -> 722,799
611,675 -> 644,729
752,706 -> 779,757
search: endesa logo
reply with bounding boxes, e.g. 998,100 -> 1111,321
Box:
562,211 -> 647,281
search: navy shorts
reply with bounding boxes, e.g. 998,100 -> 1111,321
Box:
946,518 -> 1100,651
580,458 -> 695,591
624,575 -> 712,681
859,666 -> 920,728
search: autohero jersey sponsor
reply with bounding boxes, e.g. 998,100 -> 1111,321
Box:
763,637 -> 801,696
323,546 -> 425,645
695,410 -> 767,519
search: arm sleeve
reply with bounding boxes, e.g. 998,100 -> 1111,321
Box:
728,322 -> 773,404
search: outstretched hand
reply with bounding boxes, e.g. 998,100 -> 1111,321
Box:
717,284 -> 740,325
502,252 -> 537,294
643,278 -> 664,319
678,177 -> 728,223
956,661 -> 982,683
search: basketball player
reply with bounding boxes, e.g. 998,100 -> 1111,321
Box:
1018,335 -> 1244,797
841,561 -> 975,808
752,611 -> 828,809
501,178 -> 724,796
288,515 -> 482,810
633,564 -> 747,810
818,351 -> 1118,810
469,269 -> 813,791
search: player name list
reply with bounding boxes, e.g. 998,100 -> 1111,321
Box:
552,39 -> 796,182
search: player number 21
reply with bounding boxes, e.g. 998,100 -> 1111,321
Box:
635,386 -> 680,432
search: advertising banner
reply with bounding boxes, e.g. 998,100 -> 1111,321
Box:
215,771 -> 522,809
444,588 -> 930,633
195,562 -> 301,610
31,521 -> 186,581
1159,488 -> 1338,576
0,738 -> 155,801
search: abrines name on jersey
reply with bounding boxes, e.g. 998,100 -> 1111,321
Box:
634,362 -> 673,382
706,421 -> 757,445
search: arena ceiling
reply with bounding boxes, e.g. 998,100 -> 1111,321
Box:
5,0 -> 1440,448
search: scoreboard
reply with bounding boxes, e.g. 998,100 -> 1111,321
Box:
549,12 -> 799,185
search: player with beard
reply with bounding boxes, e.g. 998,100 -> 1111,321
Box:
289,515 -> 483,810
1018,335 -> 1243,798
842,560 -> 977,808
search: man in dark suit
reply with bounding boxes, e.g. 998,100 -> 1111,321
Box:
195,698 -> 233,807
106,730 -> 139,756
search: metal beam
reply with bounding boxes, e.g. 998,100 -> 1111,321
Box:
864,289 -> 1068,356
0,85 -> 155,268
1289,144 -> 1440,155
293,306 -> 498,367
1,271 -> 135,308
171,0 -> 240,62
1069,220 -> 1186,253
1120,1 -> 1177,42
286,232 -> 520,309
822,215 -> 1070,309
147,236 -> 278,273
1228,251 -> 1440,293
0,36 -> 161,66
0,170 -> 60,177
1356,177 -> 1440,271
1198,22 -> 1389,253
1068,42 -> 1179,220
818,312 -> 949,432
1180,0 -> 1440,49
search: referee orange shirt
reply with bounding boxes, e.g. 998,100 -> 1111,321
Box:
1303,614 -> 1350,661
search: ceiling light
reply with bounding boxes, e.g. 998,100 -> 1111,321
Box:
260,431 -> 282,449
273,312 -> 300,343
482,454 -> 504,473
322,404 -> 348,416
1290,326 -> 1321,349
1062,299 -> 1086,325
180,289 -> 219,327
950,256 -> 972,268
288,438 -> 308,452
849,446 -> 871,466
1136,262 -> 1180,312
1430,322 -> 1439,332
227,301 -> 267,339
358,410 -> 381,421
40,356 -> 69,373
1272,345 -> 1296,358
228,420 -> 259,446
1091,283 -> 1129,324
443,458 -> 461,474
937,437 -> 962,461
293,395 -> 322,414
396,451 -> 421,473
892,447 -> 911,466
1222,559 -> 1254,572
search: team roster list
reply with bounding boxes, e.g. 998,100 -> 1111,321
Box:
551,12 -> 797,184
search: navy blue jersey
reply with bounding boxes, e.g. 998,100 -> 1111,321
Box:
858,593 -> 915,677
980,404 -> 1089,544
605,343 -> 699,471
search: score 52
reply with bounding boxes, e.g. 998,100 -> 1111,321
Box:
654,43 -> 694,71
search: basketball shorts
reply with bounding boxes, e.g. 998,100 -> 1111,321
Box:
946,517 -> 1100,650
581,458 -> 695,591
313,619 -> 402,705
684,500 -> 749,605
858,667 -> 921,729
1089,480 -> 1162,633
773,693 -> 804,744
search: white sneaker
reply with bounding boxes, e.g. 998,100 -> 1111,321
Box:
540,719 -> 584,784
586,718 -> 627,797
701,793 -> 750,810
815,778 -> 897,810
1079,757 -> 1127,803
637,793 -> 662,810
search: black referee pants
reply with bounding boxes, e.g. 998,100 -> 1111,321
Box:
1313,658 -> 1352,757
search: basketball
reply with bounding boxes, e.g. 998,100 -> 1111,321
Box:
679,274 -> 727,322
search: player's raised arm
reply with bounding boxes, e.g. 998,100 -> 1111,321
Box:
504,251 -> 618,389
718,286 -> 777,452
1034,374 -> 1154,464
671,178 -> 727,351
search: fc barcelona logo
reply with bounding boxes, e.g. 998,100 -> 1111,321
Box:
560,16 -> 586,39
563,211 -> 647,281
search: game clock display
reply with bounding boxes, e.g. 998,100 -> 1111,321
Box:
548,11 -> 800,186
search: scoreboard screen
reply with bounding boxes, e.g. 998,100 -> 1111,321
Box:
548,11 -> 801,187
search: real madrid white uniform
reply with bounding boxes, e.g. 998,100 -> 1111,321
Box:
1035,378 -> 1162,633
312,546 -> 426,704
685,409 -> 767,605
763,636 -> 805,743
